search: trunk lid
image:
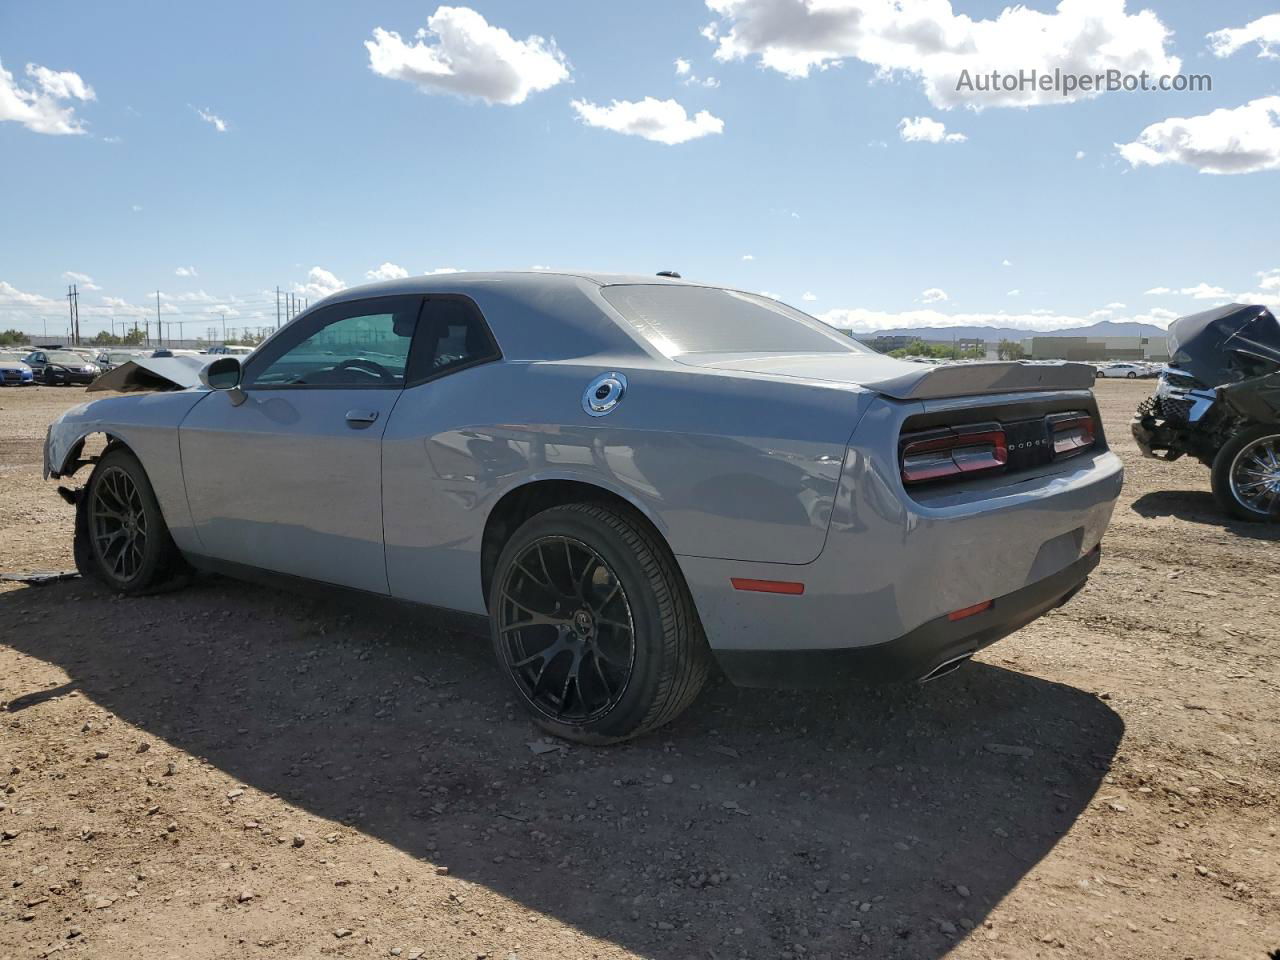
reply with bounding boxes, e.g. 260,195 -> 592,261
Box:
681,353 -> 1095,400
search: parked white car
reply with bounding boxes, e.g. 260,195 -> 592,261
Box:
1097,362 -> 1150,379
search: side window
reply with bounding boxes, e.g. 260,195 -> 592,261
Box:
407,297 -> 500,384
244,297 -> 421,389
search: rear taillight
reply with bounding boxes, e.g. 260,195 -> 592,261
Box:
900,423 -> 1008,485
1049,412 -> 1096,459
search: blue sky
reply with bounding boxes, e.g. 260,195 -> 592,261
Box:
3,0 -> 1280,341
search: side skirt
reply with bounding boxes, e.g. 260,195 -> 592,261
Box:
182,553 -> 491,638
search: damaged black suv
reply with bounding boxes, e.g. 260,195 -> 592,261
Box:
1133,304 -> 1280,522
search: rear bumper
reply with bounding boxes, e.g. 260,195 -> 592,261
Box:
714,547 -> 1098,687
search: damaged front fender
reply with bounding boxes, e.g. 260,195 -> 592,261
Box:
44,391 -> 208,479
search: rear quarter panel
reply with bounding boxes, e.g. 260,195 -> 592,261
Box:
382,360 -> 872,613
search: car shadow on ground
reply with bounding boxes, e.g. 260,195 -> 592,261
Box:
1,576 -> 1123,959
1131,490 -> 1280,539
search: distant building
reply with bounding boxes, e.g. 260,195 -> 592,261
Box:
1021,334 -> 1169,362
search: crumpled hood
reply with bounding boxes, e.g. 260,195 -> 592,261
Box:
87,355 -> 209,393
679,352 -> 1095,400
1167,303 -> 1280,388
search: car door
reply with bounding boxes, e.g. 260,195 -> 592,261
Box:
381,296 -> 504,611
178,295 -> 424,593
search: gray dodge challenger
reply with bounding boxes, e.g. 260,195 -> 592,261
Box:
44,272 -> 1123,742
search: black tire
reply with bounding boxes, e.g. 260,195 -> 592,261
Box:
1211,425 -> 1280,523
489,502 -> 710,744
81,447 -> 186,594
1126,371 -> 1137,379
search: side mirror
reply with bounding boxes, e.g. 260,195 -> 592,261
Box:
201,356 -> 242,391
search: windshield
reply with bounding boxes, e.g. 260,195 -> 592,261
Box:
600,285 -> 869,358
48,352 -> 90,364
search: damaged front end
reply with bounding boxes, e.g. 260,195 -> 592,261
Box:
1132,303 -> 1280,521
1132,304 -> 1280,464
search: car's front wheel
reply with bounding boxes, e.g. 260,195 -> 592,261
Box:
489,503 -> 710,744
79,447 -> 186,594
1211,426 -> 1280,522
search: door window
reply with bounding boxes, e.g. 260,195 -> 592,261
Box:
244,297 -> 421,389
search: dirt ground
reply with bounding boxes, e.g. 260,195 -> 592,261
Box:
1,379 -> 1276,960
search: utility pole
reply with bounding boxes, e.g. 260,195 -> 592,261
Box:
67,285 -> 75,345
155,291 -> 162,346
276,286 -> 281,330
220,313 -> 226,342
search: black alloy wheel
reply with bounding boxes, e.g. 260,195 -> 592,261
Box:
489,503 -> 710,743
496,534 -> 637,724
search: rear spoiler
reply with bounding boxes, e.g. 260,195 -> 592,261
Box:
87,356 -> 209,393
863,361 -> 1096,401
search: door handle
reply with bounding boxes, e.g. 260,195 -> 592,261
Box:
345,409 -> 379,426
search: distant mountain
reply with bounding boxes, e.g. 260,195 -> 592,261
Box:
850,320 -> 1168,342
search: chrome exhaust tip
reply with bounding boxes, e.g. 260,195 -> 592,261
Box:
918,652 -> 973,684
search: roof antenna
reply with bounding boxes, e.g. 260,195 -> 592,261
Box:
656,270 -> 681,278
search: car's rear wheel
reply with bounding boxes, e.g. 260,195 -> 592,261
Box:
1126,371 -> 1137,379
1212,426 -> 1280,522
489,502 -> 710,744
80,447 -> 186,594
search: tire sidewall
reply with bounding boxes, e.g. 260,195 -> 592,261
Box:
489,506 -> 673,743
1211,425 -> 1280,523
85,449 -> 171,593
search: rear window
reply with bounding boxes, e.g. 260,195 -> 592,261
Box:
600,285 -> 868,357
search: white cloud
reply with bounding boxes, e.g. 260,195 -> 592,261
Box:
366,6 -> 570,106
0,280 -> 57,307
1180,282 -> 1230,300
758,290 -> 780,299
674,57 -> 719,87
1118,97 -> 1280,175
1144,283 -> 1231,299
1208,13 -> 1280,59
130,204 -> 142,213
425,266 -> 463,275
1258,269 -> 1280,291
801,291 -> 817,301
570,97 -> 724,145
193,106 -> 228,133
741,254 -> 754,261
703,0 -> 1179,109
158,289 -> 218,304
1007,289 -> 1020,296
1087,308 -> 1112,319
1001,259 -> 1012,267
0,59 -> 95,135
920,287 -> 949,303
1075,150 -> 1086,160
174,266 -> 198,278
62,271 -> 100,291
1106,301 -> 1126,309
366,262 -> 410,281
898,115 -> 966,143
294,267 -> 346,300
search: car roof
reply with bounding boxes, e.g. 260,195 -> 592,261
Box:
319,270 -> 697,305
306,271 -> 707,364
